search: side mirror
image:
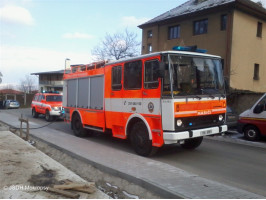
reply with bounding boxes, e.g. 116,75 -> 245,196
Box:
253,104 -> 264,114
157,62 -> 165,78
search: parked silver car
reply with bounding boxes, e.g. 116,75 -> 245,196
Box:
4,100 -> 20,109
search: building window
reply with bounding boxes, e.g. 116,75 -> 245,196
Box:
168,25 -> 180,39
221,15 -> 227,31
147,44 -> 152,53
194,19 -> 208,35
254,64 -> 260,80
147,30 -> 152,38
111,66 -> 122,90
257,22 -> 263,38
144,60 -> 159,89
124,60 -> 142,90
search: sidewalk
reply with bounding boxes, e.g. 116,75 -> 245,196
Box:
0,111 -> 265,199
0,129 -> 109,199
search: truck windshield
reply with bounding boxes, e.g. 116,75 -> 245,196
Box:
46,95 -> 62,102
162,54 -> 225,97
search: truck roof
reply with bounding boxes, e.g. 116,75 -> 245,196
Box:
107,50 -> 221,65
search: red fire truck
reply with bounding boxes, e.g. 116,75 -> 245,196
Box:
63,47 -> 227,156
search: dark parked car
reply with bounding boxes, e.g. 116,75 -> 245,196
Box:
4,100 -> 20,109
226,106 -> 238,129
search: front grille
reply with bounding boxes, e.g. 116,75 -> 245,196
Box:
175,114 -> 225,131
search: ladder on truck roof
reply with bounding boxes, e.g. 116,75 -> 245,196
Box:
67,60 -> 106,74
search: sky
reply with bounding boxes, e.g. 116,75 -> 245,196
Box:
0,0 -> 265,88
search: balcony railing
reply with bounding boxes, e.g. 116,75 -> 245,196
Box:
39,80 -> 63,86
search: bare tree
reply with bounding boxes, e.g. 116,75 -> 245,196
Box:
256,1 -> 263,7
92,29 -> 141,61
19,75 -> 37,93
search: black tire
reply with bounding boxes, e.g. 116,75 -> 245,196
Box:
130,122 -> 158,157
180,137 -> 203,150
45,110 -> 53,122
72,114 -> 87,137
244,125 -> 260,141
32,108 -> 39,118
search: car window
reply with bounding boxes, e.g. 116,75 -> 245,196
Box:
257,96 -> 266,111
46,95 -> 62,102
226,106 -> 232,113
33,95 -> 39,101
37,95 -> 43,102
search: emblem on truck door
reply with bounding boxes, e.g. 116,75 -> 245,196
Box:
148,102 -> 154,113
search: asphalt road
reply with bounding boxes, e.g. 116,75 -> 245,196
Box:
3,108 -> 266,196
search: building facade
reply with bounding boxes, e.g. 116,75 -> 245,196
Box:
139,0 -> 266,93
31,70 -> 65,93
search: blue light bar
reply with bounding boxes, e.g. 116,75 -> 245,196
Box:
173,46 -> 207,53
42,91 -> 60,94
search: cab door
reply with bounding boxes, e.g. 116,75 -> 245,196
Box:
122,60 -> 143,127
252,94 -> 266,135
108,65 -> 125,138
142,59 -> 161,116
37,94 -> 45,114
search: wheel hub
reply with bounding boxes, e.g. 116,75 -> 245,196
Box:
247,129 -> 256,138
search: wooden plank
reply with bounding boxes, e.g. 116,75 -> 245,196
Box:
48,188 -> 80,199
53,182 -> 96,194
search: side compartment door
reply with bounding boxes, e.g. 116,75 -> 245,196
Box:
67,79 -> 77,108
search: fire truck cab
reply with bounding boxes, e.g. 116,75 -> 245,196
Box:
63,48 -> 227,156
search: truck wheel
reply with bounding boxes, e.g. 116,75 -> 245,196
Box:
45,110 -> 53,122
244,125 -> 260,141
180,137 -> 203,150
72,114 -> 87,137
32,108 -> 39,118
130,122 -> 158,156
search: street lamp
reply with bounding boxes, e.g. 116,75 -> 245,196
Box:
0,72 -> 3,84
65,58 -> 70,70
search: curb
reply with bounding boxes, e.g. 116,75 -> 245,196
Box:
29,134 -> 186,199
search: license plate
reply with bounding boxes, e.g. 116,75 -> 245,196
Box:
200,130 -> 212,136
228,116 -> 236,120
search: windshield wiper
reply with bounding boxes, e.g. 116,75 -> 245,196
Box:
193,95 -> 202,100
201,89 -> 216,99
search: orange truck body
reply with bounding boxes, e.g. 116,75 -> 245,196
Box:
63,51 -> 227,155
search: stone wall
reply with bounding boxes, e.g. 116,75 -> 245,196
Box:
227,92 -> 265,114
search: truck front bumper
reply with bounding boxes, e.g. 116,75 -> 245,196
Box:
163,125 -> 228,144
49,110 -> 62,117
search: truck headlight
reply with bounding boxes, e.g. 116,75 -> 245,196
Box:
52,107 -> 59,111
176,119 -> 183,127
219,115 -> 224,121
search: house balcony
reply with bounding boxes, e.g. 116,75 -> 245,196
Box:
39,80 -> 63,87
